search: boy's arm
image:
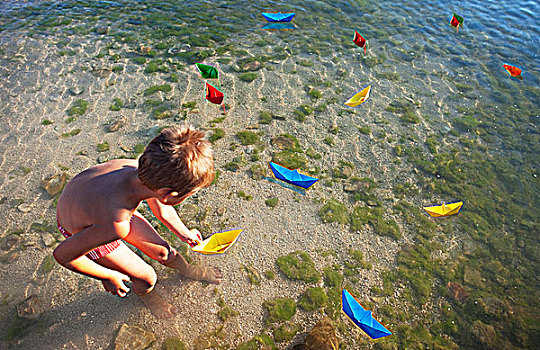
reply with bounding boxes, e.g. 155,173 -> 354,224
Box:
145,197 -> 202,246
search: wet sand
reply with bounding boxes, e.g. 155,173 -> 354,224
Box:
0,1 -> 538,349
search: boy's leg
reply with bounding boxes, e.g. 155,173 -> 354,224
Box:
93,243 -> 179,319
125,212 -> 222,284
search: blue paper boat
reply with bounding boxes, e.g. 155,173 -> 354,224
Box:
342,289 -> 393,339
269,162 -> 318,189
262,22 -> 296,30
261,12 -> 295,22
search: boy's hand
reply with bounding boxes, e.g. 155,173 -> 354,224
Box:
184,228 -> 203,247
102,271 -> 131,297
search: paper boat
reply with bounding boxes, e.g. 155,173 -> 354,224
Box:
205,82 -> 224,105
262,22 -> 296,30
195,62 -> 219,80
269,162 -> 318,189
191,228 -> 243,255
423,201 -> 463,217
345,85 -> 371,107
503,64 -> 523,80
450,12 -> 464,30
261,12 -> 295,22
353,31 -> 368,54
342,289 -> 392,339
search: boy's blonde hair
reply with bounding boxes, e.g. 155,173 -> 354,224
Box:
138,126 -> 214,197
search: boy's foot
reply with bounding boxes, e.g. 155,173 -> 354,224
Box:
164,254 -> 223,284
139,290 -> 179,319
181,265 -> 223,284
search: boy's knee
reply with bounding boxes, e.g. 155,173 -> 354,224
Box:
133,268 -> 157,295
153,245 -> 177,265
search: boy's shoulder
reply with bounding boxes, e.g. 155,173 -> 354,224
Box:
95,158 -> 138,172
75,159 -> 138,182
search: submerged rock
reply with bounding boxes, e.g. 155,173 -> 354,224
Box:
107,115 -> 127,132
17,203 -> 33,213
113,324 -> 156,350
242,61 -> 262,72
0,251 -> 19,264
250,163 -> 266,180
168,44 -> 190,55
17,294 -> 40,320
162,337 -> 187,350
41,173 -> 67,197
216,207 -> 226,216
272,135 -> 296,150
91,68 -> 112,78
244,265 -> 261,285
41,233 -> 56,247
344,179 -> 372,193
304,317 -> 339,350
68,86 -> 85,96
95,26 -> 109,35
447,282 -> 469,302
463,266 -> 484,287
0,235 -> 19,251
478,297 -> 510,321
469,320 -> 497,350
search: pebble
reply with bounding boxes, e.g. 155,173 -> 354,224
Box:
113,324 -> 156,350
41,233 -> 56,247
107,115 -> 127,132
0,235 -> 19,251
271,135 -> 296,150
17,203 -> 33,213
105,78 -> 117,87
48,93 -> 61,102
168,44 -> 190,55
216,207 -> 226,216
17,294 -> 40,320
440,125 -> 451,134
68,87 -> 85,96
95,26 -> 109,35
0,251 -> 18,264
41,173 -> 67,196
242,61 -> 262,72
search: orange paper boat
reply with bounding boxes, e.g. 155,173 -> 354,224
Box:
503,64 -> 523,80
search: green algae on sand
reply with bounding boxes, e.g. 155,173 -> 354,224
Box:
298,287 -> 328,311
66,99 -> 88,117
276,251 -> 320,283
319,199 -> 349,225
263,298 -> 296,324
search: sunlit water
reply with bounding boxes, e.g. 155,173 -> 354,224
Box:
0,0 -> 538,348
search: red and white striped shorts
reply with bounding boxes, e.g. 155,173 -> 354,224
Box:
57,220 -> 121,260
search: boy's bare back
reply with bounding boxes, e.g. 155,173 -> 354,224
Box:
57,159 -> 140,234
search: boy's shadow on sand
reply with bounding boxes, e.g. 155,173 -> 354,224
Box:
4,274 -> 192,350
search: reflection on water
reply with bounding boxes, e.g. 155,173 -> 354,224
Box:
0,0 -> 538,348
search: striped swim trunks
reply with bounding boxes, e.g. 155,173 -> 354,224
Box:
57,220 -> 122,260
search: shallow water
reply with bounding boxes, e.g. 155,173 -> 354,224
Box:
0,0 -> 538,349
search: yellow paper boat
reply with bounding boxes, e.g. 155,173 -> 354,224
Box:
191,228 -> 244,255
345,85 -> 371,107
423,201 -> 463,217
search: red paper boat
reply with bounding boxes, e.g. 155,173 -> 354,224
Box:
353,31 -> 367,54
